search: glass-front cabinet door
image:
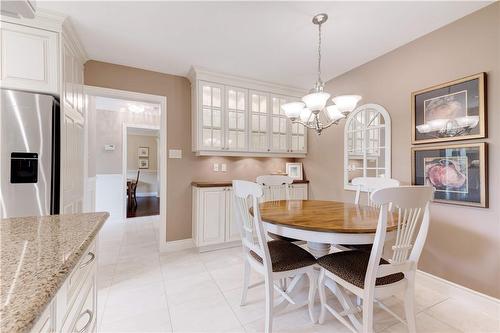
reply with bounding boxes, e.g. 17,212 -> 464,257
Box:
270,95 -> 289,152
290,122 -> 306,153
225,87 -> 247,151
200,81 -> 224,150
249,91 -> 269,152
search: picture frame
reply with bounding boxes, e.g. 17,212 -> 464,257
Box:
286,162 -> 303,181
411,73 -> 486,145
138,147 -> 149,157
138,158 -> 149,169
411,142 -> 488,208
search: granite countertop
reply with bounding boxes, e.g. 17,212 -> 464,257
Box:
192,179 -> 309,187
0,212 -> 109,333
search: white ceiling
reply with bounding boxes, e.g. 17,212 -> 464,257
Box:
40,1 -> 491,89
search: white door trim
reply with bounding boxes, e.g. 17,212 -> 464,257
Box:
84,85 -> 168,251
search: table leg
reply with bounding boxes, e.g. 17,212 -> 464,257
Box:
307,242 -> 331,258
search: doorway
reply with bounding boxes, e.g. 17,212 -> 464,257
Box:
84,86 -> 167,249
124,125 -> 160,218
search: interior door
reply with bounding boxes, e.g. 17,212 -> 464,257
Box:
61,38 -> 85,214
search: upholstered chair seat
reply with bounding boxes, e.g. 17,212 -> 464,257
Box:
250,240 -> 316,272
318,250 -> 404,289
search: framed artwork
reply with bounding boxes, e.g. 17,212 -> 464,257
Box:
138,147 -> 149,157
286,163 -> 303,180
138,158 -> 149,169
411,143 -> 488,208
411,73 -> 486,144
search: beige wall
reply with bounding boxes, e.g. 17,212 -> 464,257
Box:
94,108 -> 160,174
302,3 -> 499,297
127,134 -> 158,171
84,61 -> 293,241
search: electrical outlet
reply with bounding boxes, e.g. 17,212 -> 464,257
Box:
221,163 -> 227,172
213,163 -> 219,172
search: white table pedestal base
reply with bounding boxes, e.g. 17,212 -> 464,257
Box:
307,242 -> 331,258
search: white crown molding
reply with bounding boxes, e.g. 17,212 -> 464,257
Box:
1,8 -> 65,32
189,66 -> 307,97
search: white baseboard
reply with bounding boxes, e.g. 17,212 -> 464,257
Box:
197,240 -> 242,253
161,238 -> 194,252
416,270 -> 500,318
136,192 -> 158,197
126,215 -> 159,223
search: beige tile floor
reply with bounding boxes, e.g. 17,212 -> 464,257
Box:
96,217 -> 499,333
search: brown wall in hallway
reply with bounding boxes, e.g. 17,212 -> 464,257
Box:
301,3 -> 499,297
84,61 -> 293,241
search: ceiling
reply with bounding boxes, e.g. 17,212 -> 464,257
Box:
40,1 -> 491,89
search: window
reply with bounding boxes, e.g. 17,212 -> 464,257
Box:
344,104 -> 391,190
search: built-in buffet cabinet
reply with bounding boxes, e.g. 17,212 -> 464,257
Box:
189,68 -> 308,157
1,10 -> 87,214
192,182 -> 308,251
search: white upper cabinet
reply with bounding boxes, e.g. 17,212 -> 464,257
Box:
0,22 -> 59,94
249,90 -> 270,152
199,81 -> 224,150
190,68 -> 307,157
270,95 -> 290,153
225,86 -> 247,151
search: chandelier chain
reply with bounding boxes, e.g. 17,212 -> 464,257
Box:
317,22 -> 322,85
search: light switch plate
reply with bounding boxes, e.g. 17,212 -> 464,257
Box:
168,149 -> 182,159
221,163 -> 227,172
213,163 -> 219,172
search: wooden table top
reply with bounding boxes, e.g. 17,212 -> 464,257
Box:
256,200 -> 398,234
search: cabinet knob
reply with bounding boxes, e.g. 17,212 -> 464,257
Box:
267,149 -> 270,152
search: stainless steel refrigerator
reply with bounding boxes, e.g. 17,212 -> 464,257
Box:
1,88 -> 60,218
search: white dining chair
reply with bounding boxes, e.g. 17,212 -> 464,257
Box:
352,177 -> 400,207
256,175 -> 294,202
256,175 -> 303,243
317,186 -> 433,333
233,180 -> 318,333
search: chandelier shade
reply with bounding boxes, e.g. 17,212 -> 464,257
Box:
302,92 -> 331,112
331,95 -> 362,114
281,101 -> 305,119
299,108 -> 313,123
326,105 -> 345,122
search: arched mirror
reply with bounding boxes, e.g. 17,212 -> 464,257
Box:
344,103 -> 391,190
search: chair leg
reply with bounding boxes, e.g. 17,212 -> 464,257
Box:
361,295 -> 374,333
306,270 -> 317,324
404,281 -> 417,333
264,278 -> 274,333
240,259 -> 251,306
318,269 -> 327,325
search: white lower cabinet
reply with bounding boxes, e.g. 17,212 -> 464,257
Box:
192,183 -> 308,251
193,186 -> 236,251
288,183 -> 309,200
30,239 -> 98,333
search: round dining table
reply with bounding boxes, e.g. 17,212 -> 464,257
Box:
258,199 -> 398,257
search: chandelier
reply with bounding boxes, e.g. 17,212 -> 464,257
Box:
282,13 -> 362,135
